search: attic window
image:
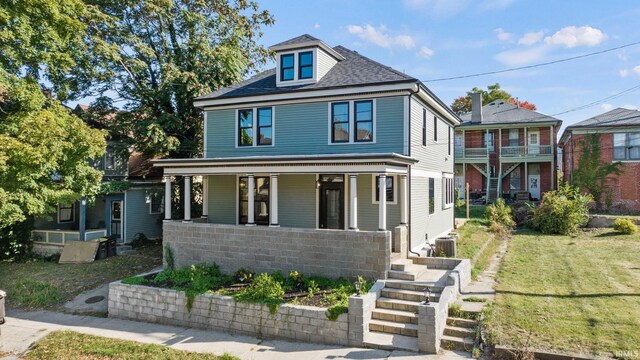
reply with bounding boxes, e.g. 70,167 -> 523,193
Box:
280,54 -> 294,81
298,51 -> 313,79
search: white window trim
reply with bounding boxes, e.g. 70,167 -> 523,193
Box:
149,193 -> 162,215
613,132 -> 640,161
327,99 -> 377,145
57,203 -> 75,224
235,107 -> 275,148
442,175 -> 454,209
275,48 -> 318,86
428,177 -> 436,216
372,174 -> 397,205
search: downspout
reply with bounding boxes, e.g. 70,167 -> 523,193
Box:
408,85 -> 422,257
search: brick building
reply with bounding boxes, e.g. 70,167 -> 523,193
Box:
560,108 -> 640,213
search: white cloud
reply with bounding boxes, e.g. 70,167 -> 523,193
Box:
494,28 -> 514,42
402,0 -> 470,17
518,31 -> 544,45
494,45 -> 549,66
619,69 -> 630,78
544,26 -> 607,48
633,65 -> 640,75
314,23 -> 320,29
347,24 -> 416,49
601,103 -> 613,112
416,46 -> 435,59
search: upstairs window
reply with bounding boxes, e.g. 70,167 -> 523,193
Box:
280,54 -> 294,81
331,102 -> 350,143
484,131 -> 494,152
257,108 -> 273,145
433,116 -> 438,142
509,128 -> 519,146
422,109 -> 427,146
448,127 -> 452,155
105,145 -> 116,170
354,100 -> 373,142
238,109 -> 253,146
614,132 -> 640,160
238,108 -> 273,147
298,51 -> 313,79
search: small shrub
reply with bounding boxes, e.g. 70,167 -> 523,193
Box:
485,199 -> 515,231
454,188 -> 465,208
531,185 -> 592,235
122,276 -> 146,285
0,217 -> 34,261
164,244 -> 175,270
233,273 -> 284,314
233,268 -> 254,283
613,218 -> 638,234
509,201 -> 534,226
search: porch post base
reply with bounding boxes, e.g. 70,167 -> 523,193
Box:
245,223 -> 256,227
163,219 -> 173,223
269,224 -> 280,228
349,227 -> 359,231
201,215 -> 208,218
182,220 -> 192,223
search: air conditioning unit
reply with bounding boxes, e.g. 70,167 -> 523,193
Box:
435,236 -> 457,257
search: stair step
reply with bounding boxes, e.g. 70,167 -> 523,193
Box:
446,317 -> 477,328
440,335 -> 475,352
390,259 -> 414,271
444,325 -> 476,338
381,288 -> 440,302
369,319 -> 418,337
363,332 -> 418,352
387,265 -> 427,281
371,308 -> 418,325
384,280 -> 445,293
376,297 -> 421,313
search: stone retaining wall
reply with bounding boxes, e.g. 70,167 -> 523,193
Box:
109,281 -> 349,346
163,221 -> 392,280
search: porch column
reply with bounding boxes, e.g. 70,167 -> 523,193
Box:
378,174 -> 387,231
164,176 -> 172,221
183,176 -> 191,222
201,176 -> 208,218
400,174 -> 408,225
247,174 -> 255,226
270,174 -> 279,227
349,174 -> 358,230
79,198 -> 87,241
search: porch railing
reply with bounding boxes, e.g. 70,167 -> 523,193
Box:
455,147 -> 489,159
501,145 -> 552,157
32,229 -> 107,245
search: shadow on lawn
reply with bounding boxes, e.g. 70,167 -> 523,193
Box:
496,290 -> 640,298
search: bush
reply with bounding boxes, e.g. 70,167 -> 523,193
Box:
613,218 -> 638,234
510,201 -> 534,226
485,199 -> 515,231
531,185 -> 592,235
233,273 -> 285,313
130,232 -> 149,249
0,217 -> 34,261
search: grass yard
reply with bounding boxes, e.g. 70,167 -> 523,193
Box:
454,206 -> 500,280
24,331 -> 238,360
0,244 -> 162,310
454,204 -> 487,220
485,228 -> 640,357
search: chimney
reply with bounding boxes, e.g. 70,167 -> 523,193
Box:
471,92 -> 482,123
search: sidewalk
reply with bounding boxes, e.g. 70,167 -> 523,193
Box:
1,310 -> 470,359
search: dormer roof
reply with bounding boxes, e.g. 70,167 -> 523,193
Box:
269,34 -> 345,61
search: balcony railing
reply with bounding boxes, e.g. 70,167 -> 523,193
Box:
501,145 -> 552,157
32,229 -> 107,245
455,147 -> 489,159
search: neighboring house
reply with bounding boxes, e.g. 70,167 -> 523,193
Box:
154,34 -> 460,268
455,94 -> 562,203
32,105 -> 164,254
559,107 -> 640,212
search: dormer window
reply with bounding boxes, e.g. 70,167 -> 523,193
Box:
280,54 -> 294,81
298,52 -> 313,79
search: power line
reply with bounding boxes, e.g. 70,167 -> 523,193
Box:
423,41 -> 640,83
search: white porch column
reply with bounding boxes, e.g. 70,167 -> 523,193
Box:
349,174 -> 358,230
247,174 -> 255,226
164,176 -> 172,221
183,176 -> 191,222
201,176 -> 209,218
378,174 -> 387,231
400,174 -> 408,225
270,174 -> 279,227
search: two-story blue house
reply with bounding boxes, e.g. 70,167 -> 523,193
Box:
31,105 -> 164,255
156,34 -> 459,269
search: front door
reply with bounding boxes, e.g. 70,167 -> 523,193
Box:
528,175 -> 541,200
319,175 -> 344,229
110,200 -> 123,243
528,130 -> 540,154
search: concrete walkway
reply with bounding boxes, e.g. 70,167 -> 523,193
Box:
1,310 -> 470,359
458,239 -> 507,312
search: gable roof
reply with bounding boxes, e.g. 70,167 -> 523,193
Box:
566,107 -> 640,129
271,34 -> 320,47
459,100 -> 561,127
194,45 -> 416,102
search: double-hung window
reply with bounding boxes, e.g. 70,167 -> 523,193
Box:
443,177 -> 453,209
509,129 -> 519,146
354,100 -> 373,142
448,127 -> 452,155
428,178 -> 435,215
239,177 -> 270,225
149,193 -> 163,214
374,175 -> 395,203
257,108 -> 272,145
298,51 -> 313,79
614,132 -> 640,160
484,132 -> 495,152
238,109 -> 254,146
238,108 -> 273,147
331,102 -> 350,143
422,109 -> 427,146
433,116 -> 438,141
280,54 -> 294,81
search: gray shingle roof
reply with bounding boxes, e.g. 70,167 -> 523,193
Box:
270,34 -> 320,47
195,46 -> 416,101
567,107 -> 640,129
459,100 -> 561,126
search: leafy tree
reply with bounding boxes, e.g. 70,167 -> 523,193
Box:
571,134 -> 623,210
450,83 -> 537,115
509,98 -> 536,110
0,74 -> 105,229
72,0 -> 275,158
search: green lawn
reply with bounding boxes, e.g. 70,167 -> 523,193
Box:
485,228 -> 640,357
455,204 -> 487,220
455,218 -> 499,280
0,244 -> 162,310
24,331 -> 238,360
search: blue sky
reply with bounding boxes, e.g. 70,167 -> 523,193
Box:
253,0 -> 640,131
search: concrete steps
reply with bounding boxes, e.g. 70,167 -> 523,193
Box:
375,297 -> 420,313
384,279 -> 445,293
371,308 -> 418,324
440,335 -> 475,351
381,288 -> 440,303
387,264 -> 428,281
444,324 -> 475,338
116,245 -> 136,256
446,317 -> 476,328
369,319 -> 418,337
363,332 -> 418,352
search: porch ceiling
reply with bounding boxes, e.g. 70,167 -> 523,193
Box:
153,153 -> 416,176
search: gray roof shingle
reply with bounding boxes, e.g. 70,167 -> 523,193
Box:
270,34 -> 320,47
195,45 -> 416,101
459,100 -> 561,126
567,107 -> 640,129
